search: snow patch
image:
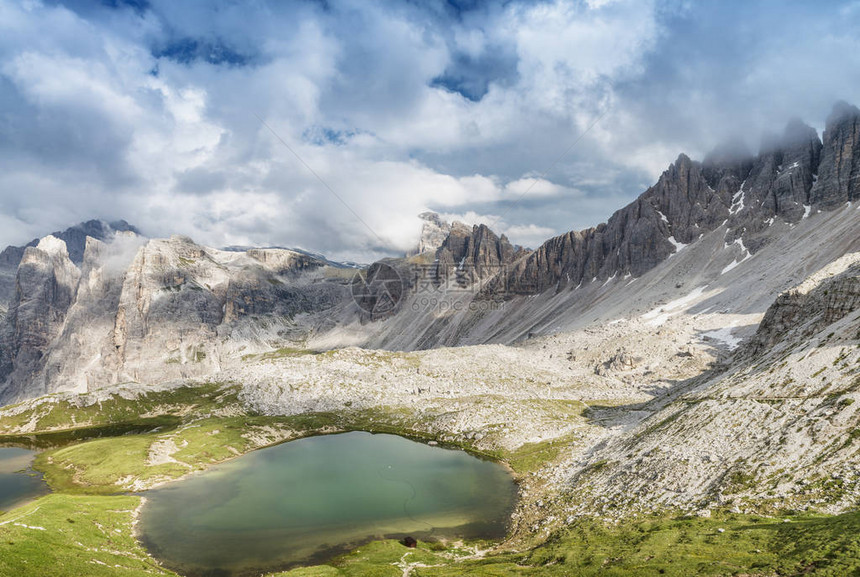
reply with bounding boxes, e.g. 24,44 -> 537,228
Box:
667,236 -> 688,256
802,205 -> 811,219
701,326 -> 742,349
730,188 -> 745,215
721,237 -> 752,274
641,286 -> 708,327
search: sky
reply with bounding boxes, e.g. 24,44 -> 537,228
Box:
0,0 -> 859,262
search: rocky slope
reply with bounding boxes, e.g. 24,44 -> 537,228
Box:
558,254 -> 860,520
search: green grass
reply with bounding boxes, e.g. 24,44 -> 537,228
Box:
266,511 -> 860,576
502,435 -> 575,474
241,347 -> 319,361
0,494 -> 176,577
27,406 -> 453,496
32,415 -> 328,494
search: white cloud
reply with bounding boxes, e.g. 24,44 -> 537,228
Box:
503,177 -> 580,198
0,0 -> 857,262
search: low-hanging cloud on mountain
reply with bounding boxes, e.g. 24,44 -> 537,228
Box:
0,0 -> 858,262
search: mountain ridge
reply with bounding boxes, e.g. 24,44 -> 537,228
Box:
484,102 -> 858,298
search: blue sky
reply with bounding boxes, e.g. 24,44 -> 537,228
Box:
0,0 -> 858,261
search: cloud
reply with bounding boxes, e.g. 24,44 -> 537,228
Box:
0,0 -> 857,262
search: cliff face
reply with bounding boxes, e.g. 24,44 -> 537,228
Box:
487,103 -> 858,297
413,212 -> 451,255
746,254 -> 860,356
812,101 -> 860,207
486,152 -> 726,295
0,237 -> 81,400
0,234 -> 345,403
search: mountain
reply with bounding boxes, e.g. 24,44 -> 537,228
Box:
434,220 -> 530,284
412,211 -> 451,256
0,104 -> 858,577
0,219 -> 139,306
484,104 -> 858,298
0,234 -> 343,401
0,103 -> 858,405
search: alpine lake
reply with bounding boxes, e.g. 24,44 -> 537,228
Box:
0,447 -> 49,514
138,431 -> 519,576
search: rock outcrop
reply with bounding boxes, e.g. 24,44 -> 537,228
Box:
0,236 -> 82,400
434,222 -> 528,286
746,252 -> 860,356
811,101 -> 860,208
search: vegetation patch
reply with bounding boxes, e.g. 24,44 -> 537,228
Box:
0,383 -> 244,435
0,494 -> 175,577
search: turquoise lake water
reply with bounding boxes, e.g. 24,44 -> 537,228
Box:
139,432 -> 518,576
0,447 -> 48,513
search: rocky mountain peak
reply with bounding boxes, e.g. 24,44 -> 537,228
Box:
413,212 -> 451,255
485,102 -> 859,298
32,235 -> 71,260
0,234 -> 82,400
0,219 -> 143,307
434,220 -> 527,285
811,101 -> 860,208
702,139 -> 754,189
827,100 -> 860,124
782,117 -> 819,145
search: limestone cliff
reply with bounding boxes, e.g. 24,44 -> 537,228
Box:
0,236 -> 82,400
413,212 -> 451,255
0,219 -> 138,306
0,234 -> 345,403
